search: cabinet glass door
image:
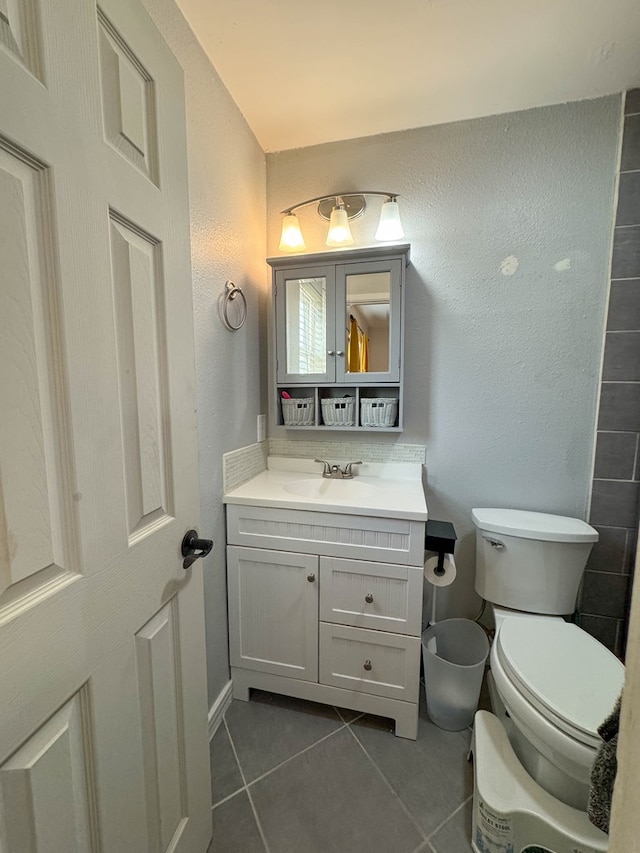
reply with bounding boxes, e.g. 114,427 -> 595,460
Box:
275,266 -> 336,383
336,259 -> 402,383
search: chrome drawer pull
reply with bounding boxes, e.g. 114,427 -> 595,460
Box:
365,593 -> 374,603
363,659 -> 372,671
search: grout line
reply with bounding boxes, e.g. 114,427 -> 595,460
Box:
245,785 -> 272,853
246,723 -> 349,789
211,785 -> 246,811
223,719 -> 272,853
425,794 -> 473,843
346,724 -> 429,842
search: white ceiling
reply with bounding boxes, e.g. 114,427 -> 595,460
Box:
176,0 -> 640,152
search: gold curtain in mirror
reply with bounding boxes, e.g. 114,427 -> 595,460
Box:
348,315 -> 369,372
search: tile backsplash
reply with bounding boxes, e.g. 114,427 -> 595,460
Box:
223,438 -> 427,493
223,442 -> 268,492
268,438 -> 426,465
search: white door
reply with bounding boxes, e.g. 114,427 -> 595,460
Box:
0,1 -> 211,851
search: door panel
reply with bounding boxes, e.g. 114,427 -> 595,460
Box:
0,689 -> 97,853
0,1 -> 211,850
136,601 -> 187,852
109,211 -> 173,541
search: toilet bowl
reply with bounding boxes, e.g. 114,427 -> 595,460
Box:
489,611 -> 624,810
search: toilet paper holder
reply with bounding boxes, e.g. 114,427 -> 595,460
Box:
425,519 -> 457,575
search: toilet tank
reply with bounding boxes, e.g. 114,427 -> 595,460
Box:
472,509 -> 598,615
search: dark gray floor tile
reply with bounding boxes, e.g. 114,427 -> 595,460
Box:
208,791 -> 266,853
334,706 -> 363,724
429,797 -> 473,853
621,114 -> 640,171
593,431 -> 638,480
612,226 -> 640,279
602,331 -> 640,381
250,727 -> 423,853
225,690 -> 343,783
598,382 -> 640,431
210,723 -> 244,806
607,280 -> 640,331
352,697 -> 473,838
616,173 -> 640,227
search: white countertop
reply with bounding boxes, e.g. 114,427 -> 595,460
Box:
223,457 -> 428,521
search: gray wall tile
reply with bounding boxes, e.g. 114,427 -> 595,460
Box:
577,614 -> 621,653
594,432 -> 637,480
587,525 -> 630,574
607,279 -> 640,330
590,479 -> 640,527
621,115 -> 640,171
597,383 -> 640,431
626,89 -> 640,115
616,173 -> 640,227
580,570 -> 629,619
602,331 -> 640,381
612,226 -> 640,279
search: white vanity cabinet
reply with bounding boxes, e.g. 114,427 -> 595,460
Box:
268,244 -> 410,431
226,503 -> 425,738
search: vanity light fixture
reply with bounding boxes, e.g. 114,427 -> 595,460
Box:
278,192 -> 404,252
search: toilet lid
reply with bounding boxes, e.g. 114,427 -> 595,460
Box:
497,617 -> 624,743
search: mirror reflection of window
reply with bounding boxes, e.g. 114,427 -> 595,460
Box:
345,272 -> 390,373
286,277 -> 327,375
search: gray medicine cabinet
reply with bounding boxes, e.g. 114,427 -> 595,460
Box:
268,243 -> 410,432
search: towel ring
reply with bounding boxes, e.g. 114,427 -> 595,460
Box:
222,280 -> 247,331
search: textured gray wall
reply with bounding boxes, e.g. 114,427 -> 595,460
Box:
142,0 -> 267,706
268,97 -> 621,617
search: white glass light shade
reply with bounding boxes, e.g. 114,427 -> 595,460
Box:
326,206 -> 354,247
279,213 -> 306,251
375,199 -> 404,241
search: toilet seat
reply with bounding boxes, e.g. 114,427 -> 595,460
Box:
496,617 -> 624,746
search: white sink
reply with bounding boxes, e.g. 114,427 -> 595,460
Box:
283,478 -> 379,502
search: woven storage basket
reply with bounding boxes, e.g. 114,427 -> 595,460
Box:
281,397 -> 315,426
360,397 -> 398,427
321,397 -> 356,426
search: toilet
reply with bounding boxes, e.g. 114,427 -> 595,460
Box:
470,508 -> 624,852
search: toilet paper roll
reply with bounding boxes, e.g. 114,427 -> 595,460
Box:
423,554 -> 457,587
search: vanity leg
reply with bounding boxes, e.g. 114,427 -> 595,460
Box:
230,667 -> 250,701
394,703 -> 419,740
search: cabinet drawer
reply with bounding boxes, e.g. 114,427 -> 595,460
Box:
226,504 -> 425,566
319,557 -> 422,635
319,623 -> 420,702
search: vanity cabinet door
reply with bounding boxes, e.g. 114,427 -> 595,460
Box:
227,546 -> 319,681
274,265 -> 337,384
335,258 -> 403,383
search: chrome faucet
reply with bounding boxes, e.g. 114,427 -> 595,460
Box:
314,459 -> 363,479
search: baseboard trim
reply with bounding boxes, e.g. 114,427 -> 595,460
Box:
208,679 -> 233,740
